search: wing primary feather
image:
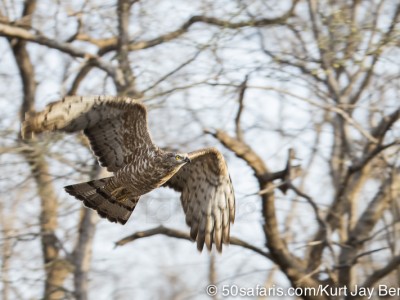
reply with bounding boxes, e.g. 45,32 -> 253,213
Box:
164,147 -> 235,252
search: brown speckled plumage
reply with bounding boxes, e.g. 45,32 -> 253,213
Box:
22,96 -> 235,252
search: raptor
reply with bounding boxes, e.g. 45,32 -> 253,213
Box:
22,96 -> 235,252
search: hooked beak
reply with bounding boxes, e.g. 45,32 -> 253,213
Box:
184,157 -> 191,163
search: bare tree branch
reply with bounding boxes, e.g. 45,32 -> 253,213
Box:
115,225 -> 272,259
234,75 -> 249,142
363,255 -> 400,288
115,0 -> 138,96
11,1 -> 73,298
338,169 -> 400,286
0,23 -> 118,78
98,1 -> 300,53
349,3 -> 400,105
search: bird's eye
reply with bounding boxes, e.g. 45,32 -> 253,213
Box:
175,155 -> 181,160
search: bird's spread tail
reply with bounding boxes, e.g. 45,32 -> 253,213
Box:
65,177 -> 139,224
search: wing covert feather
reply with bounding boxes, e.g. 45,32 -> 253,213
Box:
22,96 -> 155,172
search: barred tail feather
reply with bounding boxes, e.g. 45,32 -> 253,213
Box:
65,177 -> 139,224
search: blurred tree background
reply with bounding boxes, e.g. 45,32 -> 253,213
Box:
0,0 -> 399,299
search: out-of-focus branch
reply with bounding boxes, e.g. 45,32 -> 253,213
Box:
205,129 -> 268,176
256,149 -> 302,196
370,108 -> 400,145
289,184 -> 328,237
363,255 -> 400,289
115,0 -> 137,96
206,130 -> 328,300
67,64 -> 92,96
307,0 -> 340,101
70,165 -> 107,300
1,23 -> 90,57
350,141 -> 399,175
307,93 -> 399,274
0,197 -> 18,300
208,83 -> 380,143
3,2 -> 299,97
71,207 -> 97,300
349,3 -> 400,105
209,253 -> 217,300
338,169 -> 400,286
12,1 -> 72,299
115,225 -> 272,259
97,1 -> 299,53
258,30 -> 325,85
0,23 -> 118,79
143,47 -> 203,94
276,148 -> 297,194
234,75 -> 249,142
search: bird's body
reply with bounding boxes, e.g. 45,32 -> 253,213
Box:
114,148 -> 185,196
22,96 -> 235,252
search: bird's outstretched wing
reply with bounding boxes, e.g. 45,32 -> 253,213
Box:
22,96 -> 155,172
164,147 -> 235,252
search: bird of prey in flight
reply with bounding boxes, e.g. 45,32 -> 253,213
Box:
22,96 -> 235,252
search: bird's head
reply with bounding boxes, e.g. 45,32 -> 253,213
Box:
163,152 -> 191,170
